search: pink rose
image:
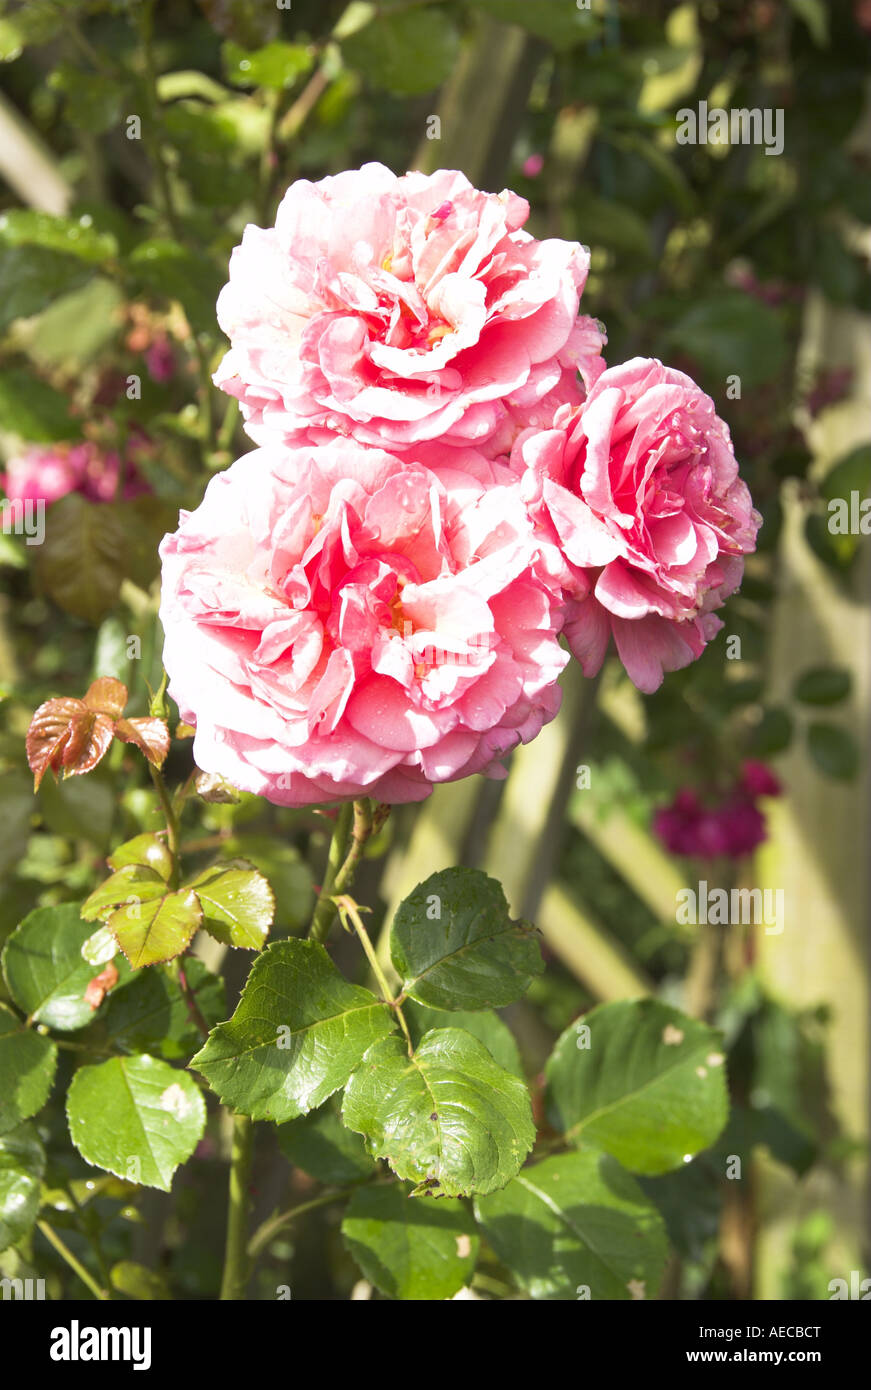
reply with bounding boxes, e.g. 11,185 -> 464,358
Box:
213,163 -> 590,453
2,439 -> 150,506
2,446 -> 82,505
515,357 -> 761,692
158,439 -> 568,807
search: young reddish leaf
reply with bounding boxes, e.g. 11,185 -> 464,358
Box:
115,716 -> 171,768
26,698 -> 114,790
84,962 -> 120,1011
84,677 -> 128,718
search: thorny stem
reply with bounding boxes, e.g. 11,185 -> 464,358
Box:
219,1114 -> 254,1301
37,1220 -> 110,1301
335,895 -> 413,1054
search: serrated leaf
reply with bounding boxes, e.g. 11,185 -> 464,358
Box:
222,833 -> 314,931
67,1054 -> 205,1192
108,890 -> 203,969
115,717 -> 170,769
188,860 -> 274,950
190,940 -> 395,1122
546,1000 -> 729,1175
342,1028 -> 534,1198
474,1150 -> 668,1300
0,1122 -> 45,1254
2,904 -> 112,1031
81,864 -> 169,921
0,1005 -> 57,1135
404,1000 -> 523,1078
26,696 -> 115,791
105,959 -> 225,1061
390,868 -> 543,1011
276,1100 -> 376,1186
342,1182 -> 478,1301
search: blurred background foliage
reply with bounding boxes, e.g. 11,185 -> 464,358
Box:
0,0 -> 868,1300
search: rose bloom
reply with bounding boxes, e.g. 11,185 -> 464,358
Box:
213,162 -> 594,453
2,439 -> 150,506
158,439 -> 568,806
515,357 -> 761,692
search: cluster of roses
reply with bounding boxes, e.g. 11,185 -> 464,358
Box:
159,164 -> 761,808
3,436 -> 150,508
654,760 -> 782,861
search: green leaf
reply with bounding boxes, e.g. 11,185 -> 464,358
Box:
2,904 -> 111,1031
276,1101 -> 376,1186
128,239 -> 223,335
105,959 -> 225,1061
637,1155 -> 723,1263
188,860 -> 274,950
0,368 -> 78,441
546,1000 -> 729,1175
81,864 -> 170,920
404,1000 -> 523,1079
21,277 -> 123,372
0,209 -> 118,263
340,8 -> 459,96
108,891 -> 203,970
0,1122 -> 45,1254
222,39 -> 313,89
0,1004 -> 57,1136
49,65 -> 123,133
35,494 -> 127,625
342,1028 -> 534,1197
747,706 -> 793,757
66,1054 -> 205,1192
342,1183 -> 478,1301
110,1260 -> 171,1300
806,722 -> 857,781
793,667 -> 851,706
474,1149 -> 668,1300
0,245 -> 93,331
81,926 -> 118,968
820,443 -> 871,504
466,0 -> 597,48
664,292 -> 788,390
222,833 -> 314,931
390,868 -> 543,1011
108,834 -> 173,880
190,940 -> 395,1122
